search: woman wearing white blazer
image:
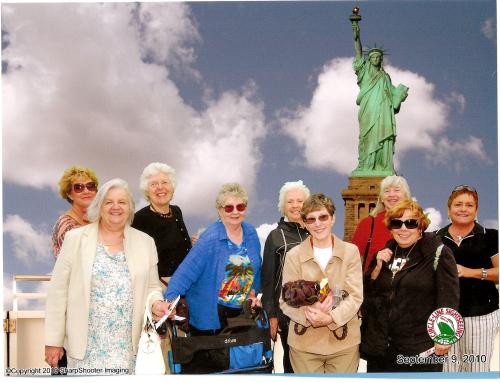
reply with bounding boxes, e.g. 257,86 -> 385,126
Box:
45,178 -> 170,374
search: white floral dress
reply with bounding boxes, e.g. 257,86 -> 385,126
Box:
68,243 -> 135,375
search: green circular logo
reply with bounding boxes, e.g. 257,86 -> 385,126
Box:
427,307 -> 464,345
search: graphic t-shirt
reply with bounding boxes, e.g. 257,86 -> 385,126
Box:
218,241 -> 254,308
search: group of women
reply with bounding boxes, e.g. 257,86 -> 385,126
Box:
44,165 -> 498,375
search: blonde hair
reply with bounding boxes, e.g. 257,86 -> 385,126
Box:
58,165 -> 98,204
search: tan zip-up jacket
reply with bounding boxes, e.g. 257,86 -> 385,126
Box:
279,234 -> 363,355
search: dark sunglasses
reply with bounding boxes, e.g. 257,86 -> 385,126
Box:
223,203 -> 246,213
452,184 -> 477,193
304,214 -> 330,225
389,218 -> 419,230
73,182 -> 97,193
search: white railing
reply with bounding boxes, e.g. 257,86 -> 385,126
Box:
11,275 -> 51,311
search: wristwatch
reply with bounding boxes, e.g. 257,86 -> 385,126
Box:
481,268 -> 487,280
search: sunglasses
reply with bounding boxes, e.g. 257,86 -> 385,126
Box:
73,182 -> 97,193
452,185 -> 477,193
222,204 -> 246,213
389,218 -> 419,230
304,214 -> 330,225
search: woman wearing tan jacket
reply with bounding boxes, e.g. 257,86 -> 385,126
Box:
280,193 -> 363,373
45,179 -> 170,374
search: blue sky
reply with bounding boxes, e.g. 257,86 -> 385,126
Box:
1,1 -> 497,308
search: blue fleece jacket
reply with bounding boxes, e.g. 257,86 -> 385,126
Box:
165,220 -> 261,330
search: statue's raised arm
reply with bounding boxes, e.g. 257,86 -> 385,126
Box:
352,22 -> 362,59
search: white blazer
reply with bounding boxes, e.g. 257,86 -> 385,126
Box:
45,222 -> 163,359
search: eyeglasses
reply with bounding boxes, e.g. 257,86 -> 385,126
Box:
149,181 -> 170,189
222,204 -> 246,213
388,218 -> 419,230
73,182 -> 97,193
452,185 -> 477,193
304,214 -> 330,225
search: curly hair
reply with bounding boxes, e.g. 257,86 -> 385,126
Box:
58,165 -> 98,204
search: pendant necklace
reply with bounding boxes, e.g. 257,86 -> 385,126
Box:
390,242 -> 417,280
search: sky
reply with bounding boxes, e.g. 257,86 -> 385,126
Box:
1,1 -> 497,310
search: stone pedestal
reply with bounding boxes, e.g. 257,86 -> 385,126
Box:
341,176 -> 384,242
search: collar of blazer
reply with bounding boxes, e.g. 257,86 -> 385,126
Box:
80,222 -> 138,307
298,234 -> 346,264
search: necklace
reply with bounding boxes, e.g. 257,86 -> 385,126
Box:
390,242 -> 417,280
150,204 -> 172,218
449,225 -> 472,244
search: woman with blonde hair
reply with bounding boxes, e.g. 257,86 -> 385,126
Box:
52,165 -> 98,257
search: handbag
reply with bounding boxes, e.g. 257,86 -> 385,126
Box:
135,292 -> 166,375
282,279 -> 320,308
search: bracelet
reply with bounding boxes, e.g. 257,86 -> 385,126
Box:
481,268 -> 487,280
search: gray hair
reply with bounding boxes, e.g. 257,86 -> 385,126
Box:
87,178 -> 135,226
215,183 -> 249,209
371,175 -> 412,216
139,162 -> 177,201
277,180 -> 311,216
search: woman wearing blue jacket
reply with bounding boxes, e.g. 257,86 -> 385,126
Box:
165,183 -> 261,373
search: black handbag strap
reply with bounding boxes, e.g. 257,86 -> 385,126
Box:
362,216 -> 375,270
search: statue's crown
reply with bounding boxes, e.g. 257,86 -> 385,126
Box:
365,44 -> 387,57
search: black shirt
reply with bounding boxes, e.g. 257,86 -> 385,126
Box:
436,222 -> 499,317
132,205 -> 191,277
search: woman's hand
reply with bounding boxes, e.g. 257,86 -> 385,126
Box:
247,289 -> 262,308
371,248 -> 393,280
311,292 -> 334,313
269,317 -> 279,341
45,346 -> 64,368
434,343 -> 452,356
152,300 -> 174,321
304,306 -> 334,328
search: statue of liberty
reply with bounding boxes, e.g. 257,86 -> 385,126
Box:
350,8 -> 409,176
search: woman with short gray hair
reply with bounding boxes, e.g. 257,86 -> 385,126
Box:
132,162 -> 191,283
165,182 -> 262,373
261,180 -> 310,373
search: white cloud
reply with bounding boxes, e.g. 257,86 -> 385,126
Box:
2,3 -> 267,218
3,215 -> 53,265
481,17 -> 496,40
255,223 -> 278,257
280,57 -> 486,175
424,207 -> 443,232
482,219 -> 498,229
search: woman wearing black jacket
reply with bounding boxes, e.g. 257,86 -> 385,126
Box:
261,180 -> 310,373
360,199 -> 459,372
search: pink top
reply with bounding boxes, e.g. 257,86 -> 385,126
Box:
51,214 -> 82,257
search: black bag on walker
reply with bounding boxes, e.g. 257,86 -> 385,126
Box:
168,305 -> 273,373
